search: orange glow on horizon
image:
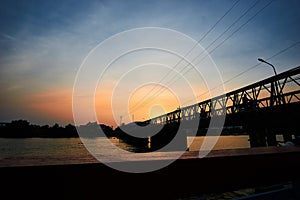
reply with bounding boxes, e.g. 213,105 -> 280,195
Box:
24,83 -> 213,127
26,89 -> 73,124
95,84 -> 180,127
128,85 -> 180,121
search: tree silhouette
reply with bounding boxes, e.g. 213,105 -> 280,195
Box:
0,119 -> 114,138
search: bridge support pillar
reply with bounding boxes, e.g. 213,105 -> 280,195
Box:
150,123 -> 188,152
244,111 -> 268,148
266,129 -> 277,146
248,130 -> 267,147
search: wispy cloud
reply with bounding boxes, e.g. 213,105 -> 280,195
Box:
1,33 -> 16,41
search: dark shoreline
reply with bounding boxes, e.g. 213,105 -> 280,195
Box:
0,119 -> 247,139
0,119 -> 114,138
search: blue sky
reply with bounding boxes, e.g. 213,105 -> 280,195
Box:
0,0 -> 299,125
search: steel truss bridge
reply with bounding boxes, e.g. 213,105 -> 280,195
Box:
141,66 -> 300,148
118,66 -> 300,150
148,66 -> 300,126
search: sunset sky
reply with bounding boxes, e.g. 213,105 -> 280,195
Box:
0,0 -> 300,127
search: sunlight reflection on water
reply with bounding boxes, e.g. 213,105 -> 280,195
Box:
0,136 -> 252,165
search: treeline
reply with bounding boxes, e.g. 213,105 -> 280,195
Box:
0,119 -> 246,138
0,119 -> 114,138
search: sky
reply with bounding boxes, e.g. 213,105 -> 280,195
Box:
0,0 -> 300,127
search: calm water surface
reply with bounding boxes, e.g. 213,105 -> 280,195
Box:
6,135 -> 290,168
0,136 -> 251,163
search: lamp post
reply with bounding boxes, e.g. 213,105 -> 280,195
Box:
257,58 -> 281,107
257,58 -> 279,146
258,58 -> 277,76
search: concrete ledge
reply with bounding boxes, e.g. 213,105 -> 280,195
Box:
1,147 -> 300,199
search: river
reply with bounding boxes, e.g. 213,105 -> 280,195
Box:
0,136 -> 252,166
